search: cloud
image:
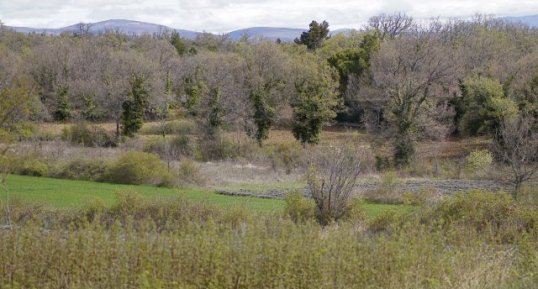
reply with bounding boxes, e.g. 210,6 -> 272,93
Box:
1,0 -> 538,32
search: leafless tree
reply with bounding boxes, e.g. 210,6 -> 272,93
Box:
367,13 -> 415,39
307,145 -> 361,225
493,116 -> 538,198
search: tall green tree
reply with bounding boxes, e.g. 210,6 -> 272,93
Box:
291,61 -> 338,145
170,32 -> 186,56
53,85 -> 70,121
457,76 -> 518,136
295,20 -> 330,50
121,74 -> 148,137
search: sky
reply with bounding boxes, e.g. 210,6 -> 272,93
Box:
1,0 -> 538,33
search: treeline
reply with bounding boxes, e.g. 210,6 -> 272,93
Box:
1,14 -> 538,164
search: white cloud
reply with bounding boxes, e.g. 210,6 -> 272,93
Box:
1,0 -> 538,32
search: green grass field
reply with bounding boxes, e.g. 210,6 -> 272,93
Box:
3,174 -> 413,217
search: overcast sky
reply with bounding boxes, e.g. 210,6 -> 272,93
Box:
2,0 -> 538,32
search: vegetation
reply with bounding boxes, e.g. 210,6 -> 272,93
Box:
1,12 -> 538,288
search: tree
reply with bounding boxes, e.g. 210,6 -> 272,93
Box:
53,85 -> 71,121
457,76 -> 519,136
295,20 -> 330,50
121,74 -> 148,137
240,42 -> 290,145
291,60 -> 338,145
170,31 -> 187,56
493,115 -> 538,198
369,35 -> 457,166
367,13 -> 414,39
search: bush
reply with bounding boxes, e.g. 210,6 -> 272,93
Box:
62,123 -> 115,147
284,191 -> 315,223
104,152 -> 172,186
198,134 -> 256,161
17,158 -> 49,177
144,136 -> 200,168
307,145 -> 362,225
54,158 -> 108,181
464,149 -> 493,177
363,171 -> 404,204
177,159 -> 205,186
422,190 -> 538,240
402,187 -> 436,206
268,142 -> 304,174
140,120 -> 197,136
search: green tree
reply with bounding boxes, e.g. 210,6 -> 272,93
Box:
121,74 -> 148,137
458,76 -> 518,135
53,85 -> 70,121
328,32 -> 380,101
251,89 -> 275,145
170,32 -> 186,56
291,62 -> 338,145
295,20 -> 330,50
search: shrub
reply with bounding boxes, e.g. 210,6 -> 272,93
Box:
284,191 -> 315,223
177,159 -> 205,186
104,152 -> 172,186
269,142 -> 304,174
464,149 -> 493,176
198,134 -> 256,161
18,158 -> 49,177
422,190 -> 538,240
402,187 -> 436,206
363,171 -> 404,204
54,158 -> 108,181
307,145 -> 362,225
62,122 -> 115,147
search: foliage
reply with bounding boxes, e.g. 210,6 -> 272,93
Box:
177,159 -> 205,186
291,61 -> 338,145
170,31 -> 186,56
54,158 -> 108,181
464,149 -> 493,176
104,151 -> 172,186
122,74 -> 149,137
284,191 -> 315,223
268,142 -> 304,174
0,191 -> 536,289
294,20 -> 330,50
53,85 -> 71,121
62,122 -> 114,147
458,76 -> 519,135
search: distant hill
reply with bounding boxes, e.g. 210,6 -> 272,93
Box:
6,15 -> 536,42
504,15 -> 538,27
5,19 -> 354,42
7,19 -> 199,39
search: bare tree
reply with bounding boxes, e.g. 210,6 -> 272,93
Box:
367,13 -> 415,39
307,145 -> 361,225
493,116 -> 538,198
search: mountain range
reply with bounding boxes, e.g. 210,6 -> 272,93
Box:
5,15 -> 538,41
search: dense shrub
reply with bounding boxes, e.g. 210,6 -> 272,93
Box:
198,134 -> 257,161
104,152 -> 172,186
284,191 -> 315,223
62,122 -> 115,147
54,158 -> 108,181
464,149 -> 493,176
268,142 -> 304,174
144,135 -> 198,160
422,190 -> 538,240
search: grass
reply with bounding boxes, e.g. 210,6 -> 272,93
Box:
3,174 -> 412,217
